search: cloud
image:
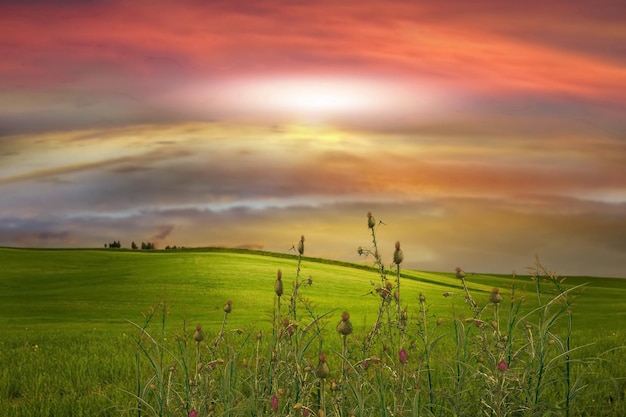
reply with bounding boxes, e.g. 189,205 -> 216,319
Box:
150,225 -> 175,242
1,2 -> 624,277
2,0 -> 625,135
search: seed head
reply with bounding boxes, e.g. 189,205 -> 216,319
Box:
367,211 -> 376,229
275,269 -> 283,297
223,300 -> 232,314
419,293 -> 426,303
337,311 -> 353,336
490,288 -> 503,304
297,235 -> 305,255
393,241 -> 404,265
193,324 -> 205,343
316,352 -> 330,379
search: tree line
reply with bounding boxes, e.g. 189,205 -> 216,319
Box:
104,241 -> 181,250
104,241 -> 156,250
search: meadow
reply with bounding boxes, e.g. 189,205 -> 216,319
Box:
1,231 -> 625,416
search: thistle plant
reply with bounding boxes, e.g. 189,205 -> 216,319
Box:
121,215 -> 619,417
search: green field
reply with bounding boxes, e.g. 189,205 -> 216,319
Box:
1,247 -> 625,416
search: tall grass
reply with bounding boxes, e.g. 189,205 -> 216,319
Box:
124,213 -> 625,417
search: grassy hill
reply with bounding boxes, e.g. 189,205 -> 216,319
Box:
1,247 -> 624,416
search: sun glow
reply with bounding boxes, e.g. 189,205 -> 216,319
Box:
174,75 -> 442,124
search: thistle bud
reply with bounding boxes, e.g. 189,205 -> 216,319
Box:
398,348 -> 408,364
275,269 -> 283,297
297,235 -> 305,255
193,324 -> 205,343
367,211 -> 376,229
419,293 -> 426,303
489,288 -> 503,304
455,267 -> 466,279
393,241 -> 404,265
337,311 -> 353,336
223,300 -> 232,314
316,352 -> 330,379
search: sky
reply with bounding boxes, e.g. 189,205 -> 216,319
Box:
1,0 -> 625,277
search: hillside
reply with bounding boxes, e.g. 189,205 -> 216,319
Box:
1,247 -> 623,335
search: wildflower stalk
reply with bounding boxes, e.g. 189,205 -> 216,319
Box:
456,267 -> 478,314
290,235 -> 305,322
393,241 -> 404,324
193,324 -> 204,382
214,301 -> 232,347
361,212 -> 389,353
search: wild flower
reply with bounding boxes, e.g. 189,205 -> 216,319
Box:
490,287 -> 503,304
367,211 -> 376,229
297,235 -> 305,255
393,241 -> 404,265
399,348 -> 408,364
317,352 -> 330,379
275,269 -> 283,297
271,394 -> 279,412
497,360 -> 509,371
188,409 -> 198,417
337,311 -> 353,336
223,300 -> 232,314
455,266 -> 465,279
193,324 -> 204,343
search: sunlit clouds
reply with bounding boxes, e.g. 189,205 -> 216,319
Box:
1,0 -> 625,277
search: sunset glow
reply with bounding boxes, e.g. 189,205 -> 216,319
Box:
1,0 -> 625,277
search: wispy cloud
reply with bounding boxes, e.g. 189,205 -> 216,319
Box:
1,1 -> 624,276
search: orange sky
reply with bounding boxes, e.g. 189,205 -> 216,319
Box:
1,1 -> 625,277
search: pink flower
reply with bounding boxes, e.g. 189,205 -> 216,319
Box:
497,360 -> 508,371
271,394 -> 279,412
189,410 -> 198,417
303,408 -> 311,416
399,348 -> 408,364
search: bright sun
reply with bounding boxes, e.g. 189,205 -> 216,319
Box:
184,75 -> 440,124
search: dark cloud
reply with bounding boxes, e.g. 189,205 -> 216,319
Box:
150,224 -> 175,241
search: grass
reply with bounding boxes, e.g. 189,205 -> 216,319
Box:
1,245 -> 625,416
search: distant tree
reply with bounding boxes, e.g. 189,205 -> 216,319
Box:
141,242 -> 146,250
132,241 -> 138,250
104,243 -> 108,248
